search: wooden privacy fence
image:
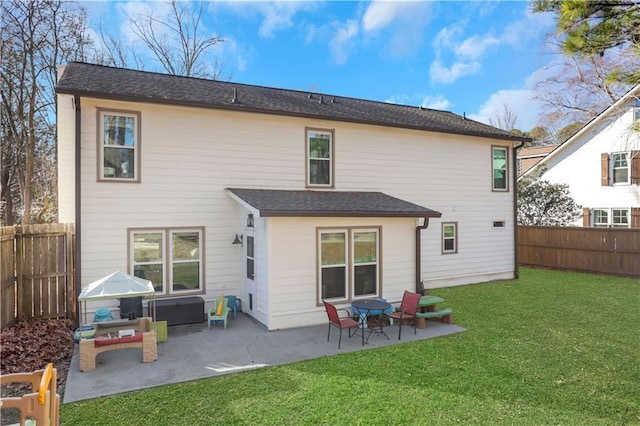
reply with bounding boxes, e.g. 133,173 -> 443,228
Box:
518,226 -> 640,277
0,224 -> 75,328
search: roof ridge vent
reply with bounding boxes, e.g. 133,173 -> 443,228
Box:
319,95 -> 323,104
231,87 -> 238,104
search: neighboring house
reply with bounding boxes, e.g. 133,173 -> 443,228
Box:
517,145 -> 558,176
522,84 -> 640,228
56,62 -> 526,330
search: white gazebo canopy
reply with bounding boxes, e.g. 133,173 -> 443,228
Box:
79,271 -> 156,324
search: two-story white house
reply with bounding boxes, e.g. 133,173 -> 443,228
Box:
523,85 -> 640,228
56,62 -> 525,330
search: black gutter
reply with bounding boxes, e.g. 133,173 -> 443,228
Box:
74,95 -> 82,325
513,140 -> 524,279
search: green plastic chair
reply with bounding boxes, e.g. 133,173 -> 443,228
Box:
208,296 -> 230,329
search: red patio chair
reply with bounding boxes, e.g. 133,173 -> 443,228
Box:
385,290 -> 421,340
323,300 -> 360,349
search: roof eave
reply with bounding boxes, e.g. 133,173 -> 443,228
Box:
260,210 -> 442,218
55,87 -> 528,143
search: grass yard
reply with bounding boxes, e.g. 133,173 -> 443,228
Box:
60,268 -> 640,425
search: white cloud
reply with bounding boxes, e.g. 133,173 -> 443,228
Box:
362,1 -> 399,32
429,8 -> 555,85
421,95 -> 453,111
467,62 -> 564,131
329,20 -> 359,65
430,59 -> 481,85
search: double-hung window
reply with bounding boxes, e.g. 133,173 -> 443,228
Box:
318,228 -> 380,302
492,146 -> 508,191
592,209 -> 609,227
306,128 -> 334,187
592,208 -> 630,228
612,152 -> 630,184
98,109 -> 140,181
130,227 -> 204,295
442,222 -> 458,254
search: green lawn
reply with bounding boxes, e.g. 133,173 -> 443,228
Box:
60,268 -> 640,425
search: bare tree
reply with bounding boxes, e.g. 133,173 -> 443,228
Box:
533,33 -> 636,130
1,0 -> 91,225
489,103 -> 519,132
129,0 -> 225,79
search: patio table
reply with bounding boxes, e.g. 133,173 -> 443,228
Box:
417,295 -> 445,328
351,299 -> 392,345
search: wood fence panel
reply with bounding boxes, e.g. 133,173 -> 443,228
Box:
0,224 -> 75,328
518,226 -> 640,277
1,228 -> 16,328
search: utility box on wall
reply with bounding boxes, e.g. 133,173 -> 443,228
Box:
153,296 -> 205,326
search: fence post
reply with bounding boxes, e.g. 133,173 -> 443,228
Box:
15,225 -> 24,320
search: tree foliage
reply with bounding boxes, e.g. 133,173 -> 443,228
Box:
517,177 -> 582,226
533,0 -> 640,84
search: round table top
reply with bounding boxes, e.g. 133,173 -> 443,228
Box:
351,299 -> 391,311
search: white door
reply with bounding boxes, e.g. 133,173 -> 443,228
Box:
243,231 -> 257,318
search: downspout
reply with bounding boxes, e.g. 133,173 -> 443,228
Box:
74,94 -> 82,325
513,140 -> 524,279
415,217 -> 431,293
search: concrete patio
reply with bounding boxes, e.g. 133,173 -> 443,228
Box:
63,313 -> 466,403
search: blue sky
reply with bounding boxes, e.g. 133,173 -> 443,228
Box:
82,1 -> 559,131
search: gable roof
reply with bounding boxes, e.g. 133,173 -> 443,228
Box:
226,188 -> 442,218
56,62 -> 524,142
522,84 -> 640,178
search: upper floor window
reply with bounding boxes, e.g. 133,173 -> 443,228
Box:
634,99 -> 640,122
442,222 -> 458,254
98,109 -> 140,182
130,227 -> 204,295
492,146 -> 508,191
306,128 -> 334,188
318,227 -> 380,303
612,152 -> 629,184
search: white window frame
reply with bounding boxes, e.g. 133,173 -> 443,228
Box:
592,209 -> 609,227
611,152 -> 630,185
317,227 -> 380,304
442,222 -> 458,254
306,128 -> 334,188
591,208 -> 630,228
492,146 -> 509,191
612,209 -> 630,228
129,227 -> 204,296
98,109 -> 141,182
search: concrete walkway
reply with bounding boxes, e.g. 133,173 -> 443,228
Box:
63,314 -> 465,403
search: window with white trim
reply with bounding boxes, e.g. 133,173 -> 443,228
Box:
592,208 -> 630,228
306,128 -> 334,187
318,228 -> 380,302
612,152 -> 630,184
130,227 -> 204,295
98,109 -> 140,181
492,146 -> 508,191
442,222 -> 457,254
634,99 -> 640,122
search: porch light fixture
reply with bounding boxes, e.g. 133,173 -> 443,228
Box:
247,214 -> 254,228
232,234 -> 243,245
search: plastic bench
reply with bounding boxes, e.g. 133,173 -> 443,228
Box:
415,308 -> 453,324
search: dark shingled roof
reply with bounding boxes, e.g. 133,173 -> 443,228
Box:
56,62 -> 526,142
226,188 -> 442,218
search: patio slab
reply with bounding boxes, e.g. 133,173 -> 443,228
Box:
63,314 -> 465,403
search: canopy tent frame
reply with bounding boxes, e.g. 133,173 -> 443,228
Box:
78,271 -> 156,326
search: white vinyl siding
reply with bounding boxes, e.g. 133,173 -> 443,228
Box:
64,97 -> 517,328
